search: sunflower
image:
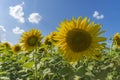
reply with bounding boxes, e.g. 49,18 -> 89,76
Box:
94,53 -> 102,60
2,42 -> 11,49
49,31 -> 58,43
113,32 -> 120,48
43,36 -> 52,45
54,17 -> 106,62
44,32 -> 57,45
20,29 -> 42,50
12,44 -> 21,53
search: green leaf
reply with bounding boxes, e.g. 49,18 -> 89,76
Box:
41,57 -> 51,62
17,56 -> 29,63
23,62 -> 34,69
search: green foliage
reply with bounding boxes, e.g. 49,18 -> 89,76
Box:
0,42 -> 120,80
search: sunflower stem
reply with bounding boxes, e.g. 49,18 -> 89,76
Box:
110,41 -> 114,56
33,49 -> 38,80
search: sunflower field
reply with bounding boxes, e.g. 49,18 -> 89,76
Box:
0,17 -> 120,80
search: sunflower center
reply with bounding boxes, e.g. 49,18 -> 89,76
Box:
15,46 -> 21,52
66,29 -> 92,52
27,36 -> 38,46
116,38 -> 120,45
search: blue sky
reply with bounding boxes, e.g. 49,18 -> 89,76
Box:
0,0 -> 120,45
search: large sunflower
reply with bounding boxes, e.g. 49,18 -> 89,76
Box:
54,17 -> 106,62
20,29 -> 42,50
114,32 -> 120,48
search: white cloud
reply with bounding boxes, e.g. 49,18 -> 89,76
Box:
9,2 -> 25,23
93,11 -> 104,19
93,11 -> 99,17
0,25 -> 6,32
0,34 -> 6,42
28,13 -> 42,24
13,27 -> 24,34
0,25 -> 6,42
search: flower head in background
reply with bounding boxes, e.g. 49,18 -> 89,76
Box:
43,36 -> 52,45
114,32 -> 120,48
12,44 -> 21,53
20,29 -> 42,50
1,42 -> 11,49
49,31 -> 58,43
43,31 -> 57,45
